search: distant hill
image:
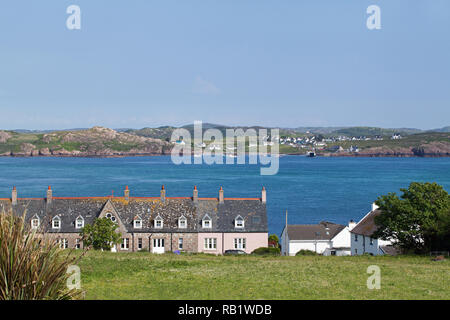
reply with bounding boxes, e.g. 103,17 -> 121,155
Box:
429,126 -> 450,133
331,127 -> 422,137
0,127 -> 171,156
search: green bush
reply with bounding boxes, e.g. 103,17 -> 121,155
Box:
295,249 -> 318,256
251,247 -> 280,256
0,210 -> 82,300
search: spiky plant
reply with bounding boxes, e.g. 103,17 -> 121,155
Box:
0,209 -> 84,300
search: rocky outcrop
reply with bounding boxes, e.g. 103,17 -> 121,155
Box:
0,131 -> 11,143
323,141 -> 450,157
0,127 -> 174,157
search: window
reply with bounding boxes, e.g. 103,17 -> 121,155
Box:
354,234 -> 358,242
204,238 -> 217,250
105,212 -> 117,222
178,216 -> 187,229
52,216 -> 61,229
138,238 -> 143,249
121,238 -> 129,250
154,216 -> 163,229
75,216 -> 84,229
178,238 -> 183,250
31,216 -> 40,229
331,250 -> 336,256
202,215 -> 212,229
235,215 -> 244,229
234,238 -> 246,250
369,237 -> 374,245
134,216 -> 142,229
75,238 -> 81,249
59,238 -> 68,249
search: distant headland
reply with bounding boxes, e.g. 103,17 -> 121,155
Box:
0,124 -> 449,158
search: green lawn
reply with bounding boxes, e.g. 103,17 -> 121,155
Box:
76,251 -> 450,300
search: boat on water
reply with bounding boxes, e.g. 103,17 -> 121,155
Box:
307,151 -> 316,157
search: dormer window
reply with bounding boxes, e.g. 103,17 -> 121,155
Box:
52,216 -> 61,229
202,215 -> 212,229
235,215 -> 244,229
75,216 -> 84,229
154,216 -> 163,229
134,215 -> 143,229
31,216 -> 40,229
178,216 -> 187,229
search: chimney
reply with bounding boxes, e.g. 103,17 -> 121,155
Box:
124,185 -> 130,201
160,185 -> 166,202
371,202 -> 379,211
348,219 -> 356,230
261,186 -> 266,203
11,186 -> 17,205
219,186 -> 224,203
193,186 -> 198,202
47,186 -> 52,204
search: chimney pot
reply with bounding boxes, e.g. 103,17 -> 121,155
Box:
11,186 -> 17,205
219,186 -> 224,203
193,186 -> 198,202
160,185 -> 166,202
261,186 -> 267,203
124,186 -> 130,201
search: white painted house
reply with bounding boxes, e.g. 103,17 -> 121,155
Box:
280,221 -> 354,256
350,204 -> 393,256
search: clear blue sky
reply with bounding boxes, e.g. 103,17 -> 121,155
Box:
0,0 -> 449,130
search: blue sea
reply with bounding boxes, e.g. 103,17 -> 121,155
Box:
0,156 -> 449,235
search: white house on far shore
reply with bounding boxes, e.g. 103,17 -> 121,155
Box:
350,204 -> 394,256
280,221 -> 354,256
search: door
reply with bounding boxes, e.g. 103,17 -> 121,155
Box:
152,238 -> 165,254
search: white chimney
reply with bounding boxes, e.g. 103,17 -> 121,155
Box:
348,219 -> 356,230
371,202 -> 379,211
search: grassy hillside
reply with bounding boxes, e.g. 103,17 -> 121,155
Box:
77,251 -> 450,300
0,127 -> 171,155
332,127 -> 422,137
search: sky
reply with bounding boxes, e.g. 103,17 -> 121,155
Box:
0,0 -> 449,130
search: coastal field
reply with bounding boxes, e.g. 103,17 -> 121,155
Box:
76,251 -> 450,300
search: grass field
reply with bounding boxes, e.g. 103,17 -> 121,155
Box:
76,251 -> 450,300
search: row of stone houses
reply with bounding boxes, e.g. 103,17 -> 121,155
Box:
0,186 -> 268,254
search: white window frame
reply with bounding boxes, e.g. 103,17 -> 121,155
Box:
31,216 -> 40,229
138,238 -> 143,249
75,216 -> 84,229
59,238 -> 68,249
105,212 -> 117,223
121,238 -> 129,250
154,216 -> 163,229
52,216 -> 61,229
178,238 -> 184,250
202,215 -> 212,229
235,215 -> 244,229
204,238 -> 217,250
178,216 -> 187,229
75,238 -> 81,249
234,238 -> 246,250
134,216 -> 143,229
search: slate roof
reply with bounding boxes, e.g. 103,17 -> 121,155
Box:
0,194 -> 267,234
350,209 -> 382,237
286,222 -> 345,241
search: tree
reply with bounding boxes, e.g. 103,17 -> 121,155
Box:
80,218 -> 122,251
373,182 -> 450,253
268,234 -> 279,248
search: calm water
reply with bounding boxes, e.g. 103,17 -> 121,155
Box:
0,156 -> 449,235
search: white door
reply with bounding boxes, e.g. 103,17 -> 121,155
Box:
152,238 -> 165,254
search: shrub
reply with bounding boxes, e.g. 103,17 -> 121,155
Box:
0,210 -> 83,300
295,249 -> 318,256
80,217 -> 121,250
251,247 -> 280,256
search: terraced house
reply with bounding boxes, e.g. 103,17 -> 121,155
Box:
0,185 -> 268,254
